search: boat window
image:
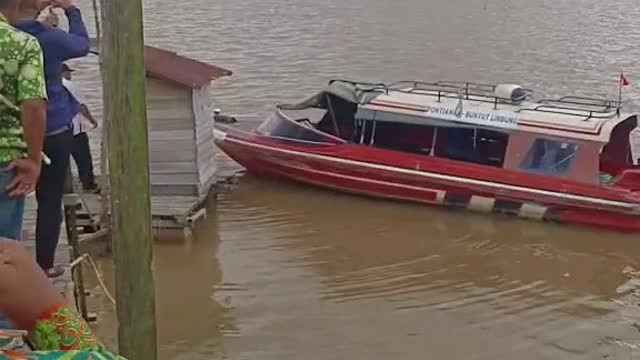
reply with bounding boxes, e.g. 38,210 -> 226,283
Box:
434,127 -> 509,167
519,138 -> 579,176
364,121 -> 509,167
256,112 -> 341,144
371,121 -> 435,155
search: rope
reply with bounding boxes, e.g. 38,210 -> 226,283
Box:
70,253 -> 116,306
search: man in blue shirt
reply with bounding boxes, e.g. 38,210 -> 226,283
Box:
16,0 -> 90,278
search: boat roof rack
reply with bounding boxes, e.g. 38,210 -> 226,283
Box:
371,80 -> 623,121
395,80 -> 526,94
328,79 -> 387,89
330,79 -> 529,104
388,80 -> 533,102
379,80 -> 535,110
328,79 -> 625,121
516,96 -> 621,120
542,95 -> 621,110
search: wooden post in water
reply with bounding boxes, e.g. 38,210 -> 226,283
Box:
101,0 -> 158,358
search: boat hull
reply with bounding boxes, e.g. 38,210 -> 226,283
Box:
215,129 -> 640,232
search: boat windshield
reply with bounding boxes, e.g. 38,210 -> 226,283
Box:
256,110 -> 344,145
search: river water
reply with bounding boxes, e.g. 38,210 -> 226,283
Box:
71,0 -> 640,358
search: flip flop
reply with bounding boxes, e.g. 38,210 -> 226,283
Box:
45,266 -> 65,279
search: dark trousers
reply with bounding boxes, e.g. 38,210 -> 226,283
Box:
71,132 -> 95,188
36,129 -> 73,270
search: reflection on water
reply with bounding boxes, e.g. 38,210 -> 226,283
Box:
73,0 -> 640,358
88,177 -> 640,359
214,178 -> 640,360
88,202 -> 233,359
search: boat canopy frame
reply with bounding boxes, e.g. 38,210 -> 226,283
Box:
276,79 -> 635,144
277,80 -> 387,111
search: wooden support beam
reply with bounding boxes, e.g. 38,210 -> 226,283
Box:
101,0 -> 158,358
63,168 -> 88,321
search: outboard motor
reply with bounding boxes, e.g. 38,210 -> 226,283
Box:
213,108 -> 237,124
495,84 -> 528,104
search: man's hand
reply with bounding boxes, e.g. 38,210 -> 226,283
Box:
50,0 -> 74,10
80,105 -> 98,129
39,10 -> 59,28
0,239 -> 64,330
5,159 -> 41,198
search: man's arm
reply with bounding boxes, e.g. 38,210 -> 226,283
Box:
6,36 -> 48,197
65,6 -> 89,39
43,4 -> 90,61
18,38 -> 47,165
21,100 -> 46,164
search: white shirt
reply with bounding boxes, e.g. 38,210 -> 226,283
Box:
63,78 -> 93,136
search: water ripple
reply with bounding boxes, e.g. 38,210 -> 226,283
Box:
74,0 -> 640,358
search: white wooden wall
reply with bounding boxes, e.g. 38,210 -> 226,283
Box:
146,77 -> 199,196
192,84 -> 217,196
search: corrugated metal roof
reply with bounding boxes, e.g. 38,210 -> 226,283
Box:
144,45 -> 232,89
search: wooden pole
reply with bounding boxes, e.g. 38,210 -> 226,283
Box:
101,0 -> 158,358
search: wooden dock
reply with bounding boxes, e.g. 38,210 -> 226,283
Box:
17,175 -> 224,311
14,132 -> 242,314
5,95 -> 243,341
65,191 -> 209,231
68,126 -> 231,233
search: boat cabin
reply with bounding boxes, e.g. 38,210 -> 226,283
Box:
259,80 -> 638,187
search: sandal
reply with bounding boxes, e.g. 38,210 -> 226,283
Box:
83,183 -> 101,195
45,266 -> 65,279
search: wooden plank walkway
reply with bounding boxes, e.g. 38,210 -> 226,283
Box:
70,192 -> 208,230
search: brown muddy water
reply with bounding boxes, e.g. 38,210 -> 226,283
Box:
71,0 -> 640,358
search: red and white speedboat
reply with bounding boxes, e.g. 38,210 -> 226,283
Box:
215,80 -> 640,232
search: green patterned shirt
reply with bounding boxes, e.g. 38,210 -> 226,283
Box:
0,304 -> 126,359
0,13 -> 47,164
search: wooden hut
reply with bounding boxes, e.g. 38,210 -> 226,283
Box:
143,45 -> 232,197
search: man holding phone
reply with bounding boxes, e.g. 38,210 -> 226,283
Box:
17,0 -> 89,278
